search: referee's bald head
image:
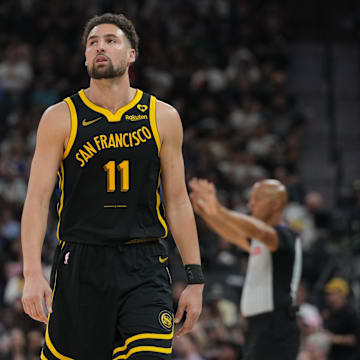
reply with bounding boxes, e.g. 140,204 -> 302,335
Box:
253,179 -> 288,210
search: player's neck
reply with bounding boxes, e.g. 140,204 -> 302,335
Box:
86,76 -> 135,113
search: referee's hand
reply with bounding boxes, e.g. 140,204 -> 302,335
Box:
22,273 -> 52,324
174,284 -> 203,336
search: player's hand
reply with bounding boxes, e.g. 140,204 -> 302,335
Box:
174,284 -> 204,336
22,272 -> 52,324
189,178 -> 219,217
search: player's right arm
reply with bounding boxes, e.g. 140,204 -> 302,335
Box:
21,102 -> 69,324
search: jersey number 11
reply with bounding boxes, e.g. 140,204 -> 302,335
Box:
103,160 -> 129,192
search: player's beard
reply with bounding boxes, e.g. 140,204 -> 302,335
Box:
88,57 -> 128,79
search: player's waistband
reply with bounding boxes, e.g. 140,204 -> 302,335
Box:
58,237 -> 160,247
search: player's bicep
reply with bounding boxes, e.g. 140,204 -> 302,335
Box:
157,104 -> 187,205
26,105 -> 68,201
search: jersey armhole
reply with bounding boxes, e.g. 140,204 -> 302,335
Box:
149,96 -> 161,156
63,97 -> 78,159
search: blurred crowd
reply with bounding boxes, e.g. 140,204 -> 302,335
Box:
0,0 -> 359,359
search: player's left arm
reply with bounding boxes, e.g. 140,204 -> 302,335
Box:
156,100 -> 204,337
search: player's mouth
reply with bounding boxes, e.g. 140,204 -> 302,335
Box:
95,55 -> 109,64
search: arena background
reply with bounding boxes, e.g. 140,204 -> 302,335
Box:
0,0 -> 359,359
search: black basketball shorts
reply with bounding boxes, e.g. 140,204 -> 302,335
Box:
244,308 -> 300,360
41,239 -> 174,360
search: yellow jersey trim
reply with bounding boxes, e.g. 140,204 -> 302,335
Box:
45,326 -> 74,360
40,351 -> 48,360
156,173 -> 168,238
113,345 -> 172,360
56,162 -> 65,241
113,329 -> 173,355
63,98 -> 78,159
43,269 -> 74,360
149,96 -> 167,237
149,96 -> 161,155
78,89 -> 143,122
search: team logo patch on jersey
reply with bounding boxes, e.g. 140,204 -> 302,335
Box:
137,104 -> 148,112
158,310 -> 173,330
64,251 -> 70,265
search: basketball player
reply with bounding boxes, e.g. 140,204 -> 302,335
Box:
189,178 -> 302,360
21,13 -> 204,360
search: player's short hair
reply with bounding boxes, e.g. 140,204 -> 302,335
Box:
82,13 -> 139,58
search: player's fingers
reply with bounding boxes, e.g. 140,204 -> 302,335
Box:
34,298 -> 48,324
44,289 -> 53,315
189,179 -> 201,192
188,177 -> 197,187
199,179 -> 208,187
26,302 -> 40,322
176,324 -> 187,337
174,302 -> 185,324
189,193 -> 198,207
176,314 -> 195,337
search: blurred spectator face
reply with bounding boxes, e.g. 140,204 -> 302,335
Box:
1,308 -> 15,330
10,328 -> 25,352
324,277 -> 349,310
218,342 -> 242,360
325,291 -> 346,310
85,24 -> 135,79
218,346 -> 237,360
173,335 -> 201,358
305,192 -> 323,212
302,332 -> 330,360
27,329 -> 43,355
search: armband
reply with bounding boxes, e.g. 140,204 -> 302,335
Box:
184,264 -> 205,284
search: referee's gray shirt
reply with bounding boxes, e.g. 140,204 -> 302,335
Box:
241,225 -> 302,317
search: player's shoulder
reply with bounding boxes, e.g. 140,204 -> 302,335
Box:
38,100 -> 70,133
155,98 -> 180,120
153,98 -> 183,142
42,100 -> 70,119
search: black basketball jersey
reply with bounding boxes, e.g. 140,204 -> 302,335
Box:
56,89 -> 168,245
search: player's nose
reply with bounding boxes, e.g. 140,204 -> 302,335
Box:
96,39 -> 106,53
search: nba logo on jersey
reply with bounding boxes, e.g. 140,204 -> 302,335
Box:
64,251 -> 70,265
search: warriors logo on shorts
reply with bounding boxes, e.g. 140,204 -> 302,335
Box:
158,310 -> 173,330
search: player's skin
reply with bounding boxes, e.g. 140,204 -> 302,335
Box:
188,178 -> 288,252
21,23 -> 203,337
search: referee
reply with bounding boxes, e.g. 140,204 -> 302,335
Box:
189,178 -> 302,360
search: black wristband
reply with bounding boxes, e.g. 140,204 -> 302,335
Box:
184,264 -> 205,284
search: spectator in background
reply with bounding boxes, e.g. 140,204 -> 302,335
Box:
173,335 -> 205,360
323,277 -> 359,360
297,332 -> 330,360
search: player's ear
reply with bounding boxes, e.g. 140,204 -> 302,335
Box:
128,49 -> 136,64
